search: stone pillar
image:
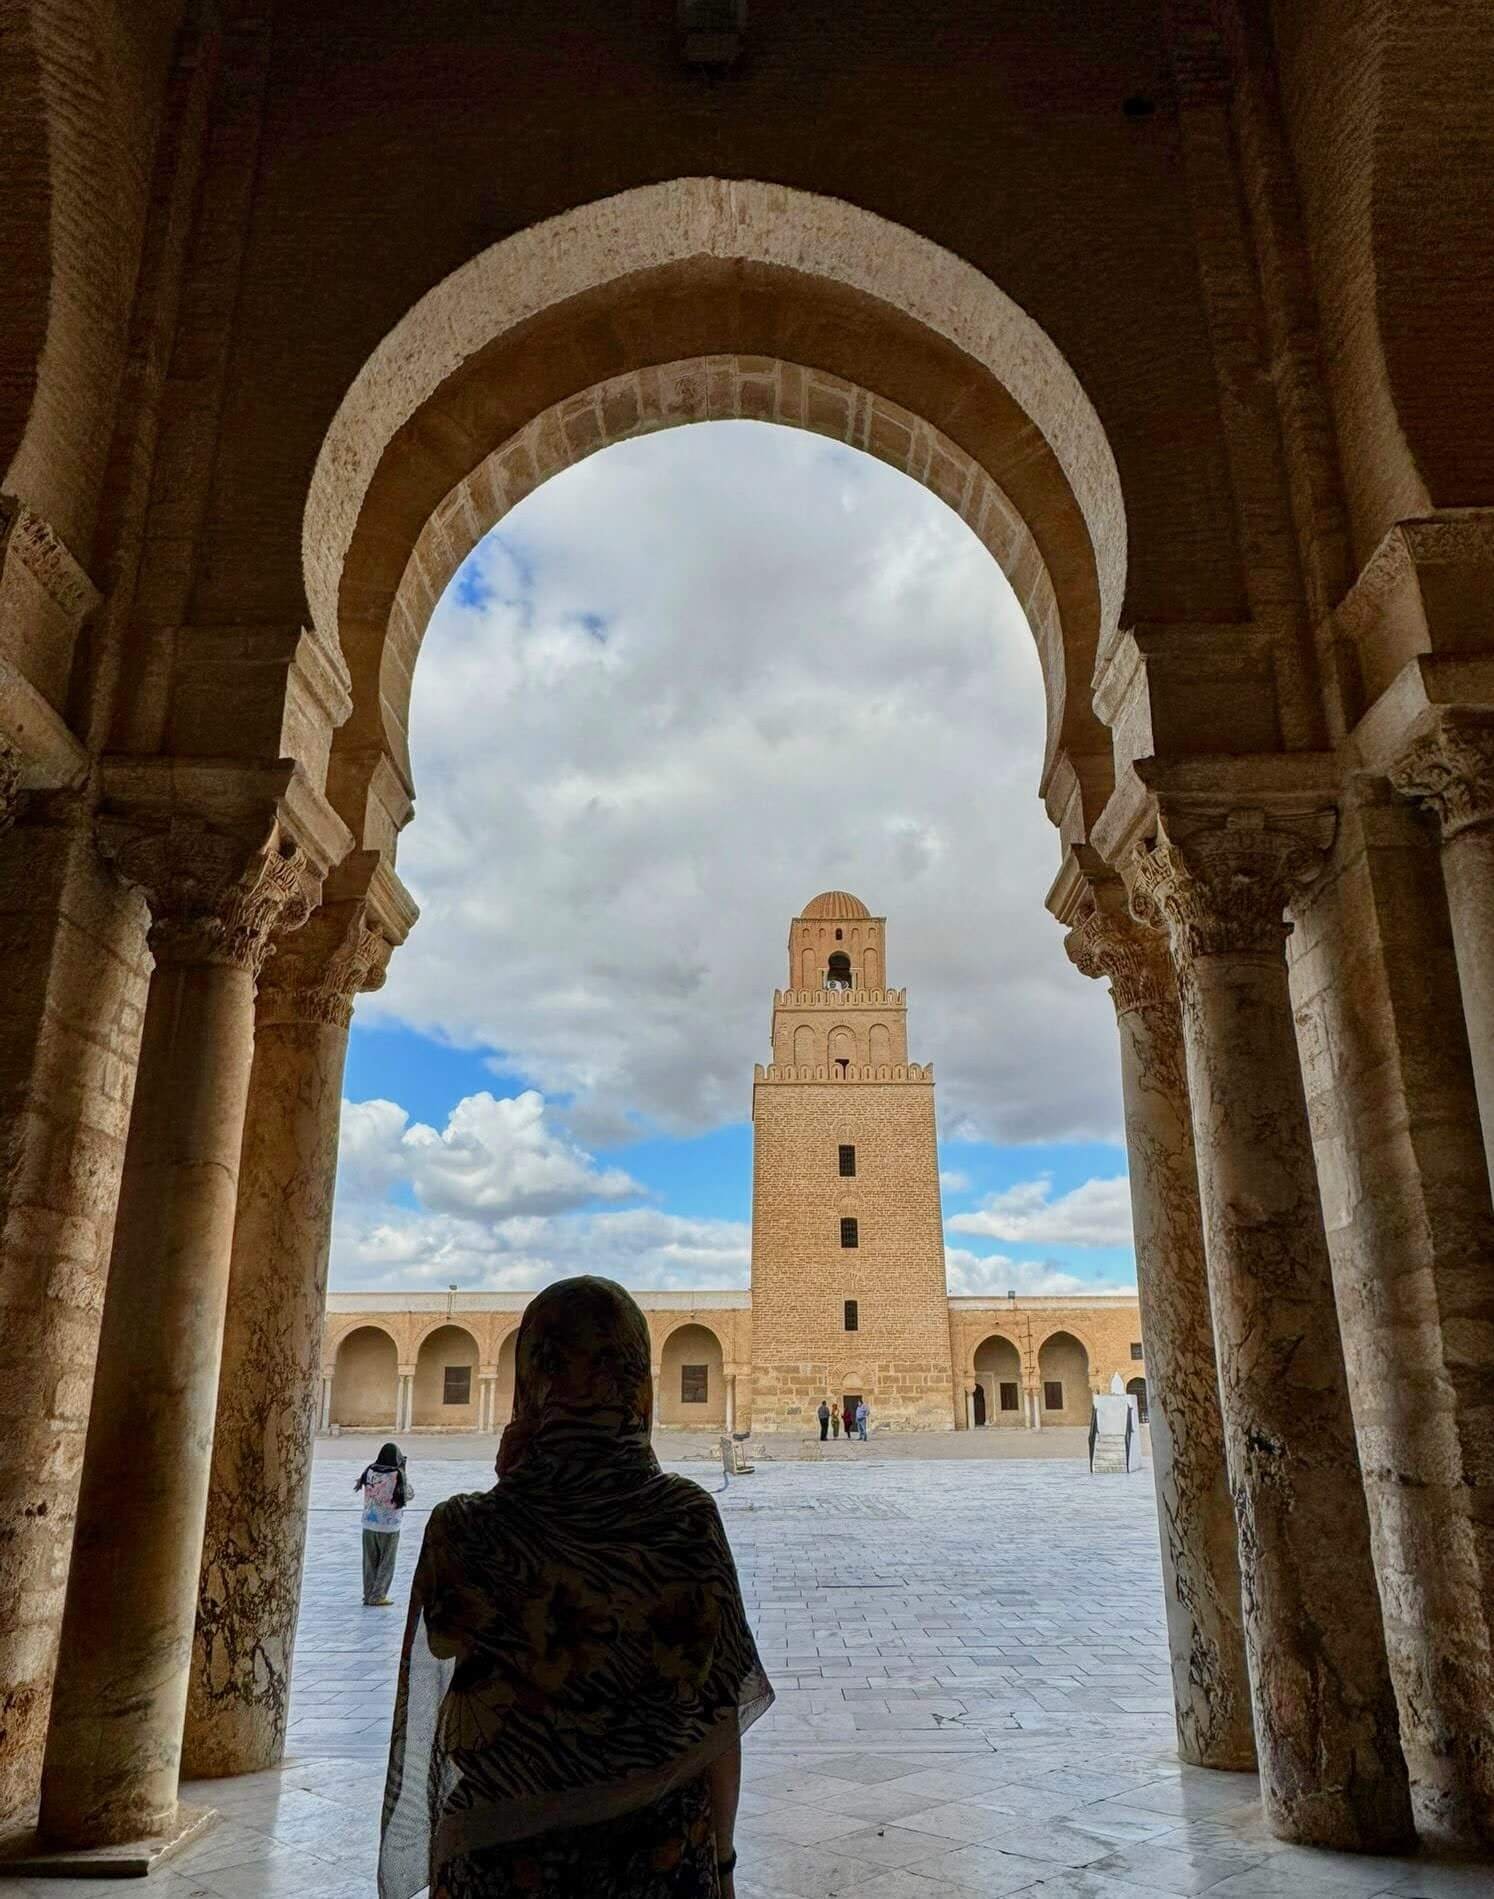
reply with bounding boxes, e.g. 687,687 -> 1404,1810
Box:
1066,903 -> 1255,1771
1391,708 -> 1494,1183
478,1372 -> 497,1433
396,1370 -> 415,1432
724,1371 -> 736,1435
182,910 -> 391,1779
320,1372 -> 333,1433
1029,1386 -> 1041,1430
1132,807 -> 1413,1851
38,827 -> 314,1849
0,804 -> 152,1831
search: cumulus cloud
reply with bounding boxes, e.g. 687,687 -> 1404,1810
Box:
947,1174 -> 1134,1248
332,1203 -> 751,1294
938,1169 -> 971,1193
338,1090 -> 640,1220
358,421 -> 1123,1147
943,1246 -> 1101,1297
330,1091 -> 747,1291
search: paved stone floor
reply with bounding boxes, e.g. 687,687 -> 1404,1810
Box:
6,1451 -> 1491,1897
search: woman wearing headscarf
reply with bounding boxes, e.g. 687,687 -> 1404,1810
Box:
378,1277 -> 773,1899
356,1441 -> 413,1607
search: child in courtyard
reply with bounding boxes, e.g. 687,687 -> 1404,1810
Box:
356,1441 -> 413,1606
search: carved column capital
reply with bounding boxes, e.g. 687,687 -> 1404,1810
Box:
1389,708 -> 1494,840
108,820 -> 315,973
1064,905 -> 1174,1016
1130,807 -> 1335,959
256,912 -> 392,1030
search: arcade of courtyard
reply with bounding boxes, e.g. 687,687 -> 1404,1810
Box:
320,1291 -> 1151,1438
4,1 -> 1494,1886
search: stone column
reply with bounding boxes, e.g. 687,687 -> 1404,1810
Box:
1132,807 -> 1413,1851
0,803 -> 152,1832
724,1370 -> 736,1435
396,1370 -> 415,1432
1066,903 -> 1255,1771
38,827 -> 313,1849
1391,708 -> 1494,1183
182,912 -> 390,1779
478,1372 -> 497,1433
320,1373 -> 333,1433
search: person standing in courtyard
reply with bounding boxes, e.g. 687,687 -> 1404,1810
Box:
855,1400 -> 868,1441
831,1403 -> 841,1441
356,1441 -> 413,1606
379,1275 -> 773,1899
817,1398 -> 830,1442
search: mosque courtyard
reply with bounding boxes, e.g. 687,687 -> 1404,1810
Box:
4,1448 -> 1480,1899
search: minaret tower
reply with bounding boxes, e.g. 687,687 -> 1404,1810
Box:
748,892 -> 956,1431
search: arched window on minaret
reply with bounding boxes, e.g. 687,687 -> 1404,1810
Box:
826,950 -> 852,990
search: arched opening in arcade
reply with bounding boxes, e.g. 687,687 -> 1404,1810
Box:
329,1325 -> 398,1430
494,1327 -> 519,1430
657,1324 -> 727,1429
1038,1330 -> 1093,1426
412,1324 -> 480,1429
973,1334 -> 1025,1429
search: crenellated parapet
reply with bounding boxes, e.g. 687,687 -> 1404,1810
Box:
754,1060 -> 933,1084
771,986 -> 906,1008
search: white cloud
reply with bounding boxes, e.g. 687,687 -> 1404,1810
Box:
337,1089 -> 640,1223
938,1170 -> 971,1193
331,1203 -> 750,1294
947,1175 -> 1134,1248
330,1090 -> 747,1292
943,1246 -> 1101,1297
356,421 -> 1123,1147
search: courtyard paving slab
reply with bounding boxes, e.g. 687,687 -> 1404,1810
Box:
5,1449 -> 1489,1897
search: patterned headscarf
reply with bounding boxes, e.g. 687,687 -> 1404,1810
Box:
378,1277 -> 773,1899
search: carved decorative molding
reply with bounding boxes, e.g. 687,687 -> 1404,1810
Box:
1064,906 -> 1173,1016
0,493 -> 102,623
110,822 -> 314,973
1130,808 -> 1335,960
1389,708 -> 1494,840
258,918 -> 392,1029
1334,511 -> 1494,648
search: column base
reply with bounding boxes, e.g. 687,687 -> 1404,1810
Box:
2,1804 -> 217,1878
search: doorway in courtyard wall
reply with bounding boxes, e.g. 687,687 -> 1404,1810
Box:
327,416 -> 1133,1435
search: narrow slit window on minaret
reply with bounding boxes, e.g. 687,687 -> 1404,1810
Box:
840,1216 -> 859,1248
844,1299 -> 859,1332
838,1143 -> 856,1177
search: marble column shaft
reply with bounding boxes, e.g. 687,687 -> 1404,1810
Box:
1134,809 -> 1413,1852
38,831 -> 312,1849
182,918 -> 388,1779
0,811 -> 151,1831
1391,710 -> 1494,1185
1066,907 -> 1255,1772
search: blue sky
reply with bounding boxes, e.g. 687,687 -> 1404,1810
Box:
330,423 -> 1134,1296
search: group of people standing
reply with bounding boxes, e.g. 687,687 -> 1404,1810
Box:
817,1398 -> 868,1441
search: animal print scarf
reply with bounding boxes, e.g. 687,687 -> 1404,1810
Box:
377,1277 -> 773,1899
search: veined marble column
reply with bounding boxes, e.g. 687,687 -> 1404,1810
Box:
183,913 -> 390,1778
39,829 -> 313,1849
1391,709 -> 1494,1183
1133,808 -> 1413,1851
1066,905 -> 1255,1771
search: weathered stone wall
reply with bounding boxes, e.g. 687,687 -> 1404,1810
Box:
750,1074 -> 954,1433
